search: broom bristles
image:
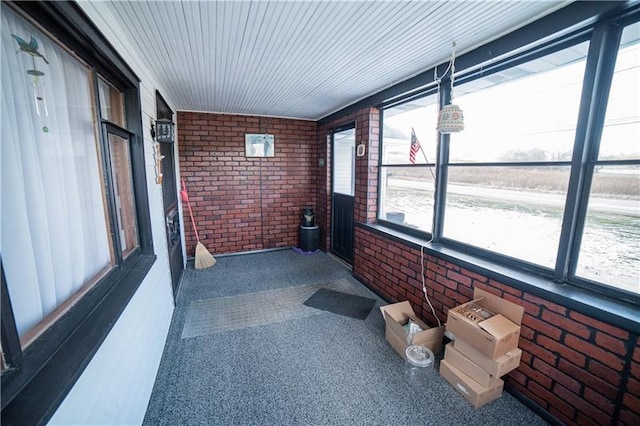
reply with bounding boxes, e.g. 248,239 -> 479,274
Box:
195,241 -> 216,269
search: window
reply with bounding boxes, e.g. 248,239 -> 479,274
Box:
444,42 -> 589,269
2,2 -> 116,346
375,10 -> 639,301
1,2 -> 154,423
379,94 -> 438,234
107,130 -> 139,258
98,77 -> 126,127
575,21 -> 640,295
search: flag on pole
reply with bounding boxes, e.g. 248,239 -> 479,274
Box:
409,128 -> 421,164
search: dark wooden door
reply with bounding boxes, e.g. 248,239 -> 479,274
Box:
331,126 -> 356,264
157,91 -> 184,300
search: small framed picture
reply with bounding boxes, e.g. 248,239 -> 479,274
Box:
245,134 -> 275,157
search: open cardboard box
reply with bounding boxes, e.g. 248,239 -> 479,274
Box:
446,288 -> 523,359
380,301 -> 444,361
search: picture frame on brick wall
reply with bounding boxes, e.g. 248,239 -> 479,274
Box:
245,133 -> 275,157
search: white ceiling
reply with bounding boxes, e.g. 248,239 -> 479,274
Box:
101,0 -> 570,120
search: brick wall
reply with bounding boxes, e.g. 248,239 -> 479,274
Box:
351,226 -> 640,425
316,106 -> 639,425
178,105 -> 640,424
177,111 -> 317,255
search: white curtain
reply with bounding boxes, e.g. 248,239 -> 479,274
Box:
1,5 -> 112,338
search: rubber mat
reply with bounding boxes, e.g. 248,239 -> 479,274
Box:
181,279 -> 357,339
303,288 -> 376,320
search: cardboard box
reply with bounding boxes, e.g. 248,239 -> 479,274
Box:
446,288 -> 523,359
440,360 -> 504,408
454,338 -> 522,378
380,301 -> 445,360
444,343 -> 500,387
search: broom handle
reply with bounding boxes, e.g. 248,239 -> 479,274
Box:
182,179 -> 201,242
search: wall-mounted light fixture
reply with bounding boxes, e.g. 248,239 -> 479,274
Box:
155,118 -> 175,143
436,42 -> 464,134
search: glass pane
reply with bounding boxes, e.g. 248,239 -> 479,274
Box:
598,22 -> 640,161
449,42 -> 589,163
98,76 -> 126,127
576,166 -> 640,295
444,166 -> 570,267
1,4 -> 114,341
108,133 -> 139,257
382,94 -> 438,165
333,128 -> 355,196
379,167 -> 435,233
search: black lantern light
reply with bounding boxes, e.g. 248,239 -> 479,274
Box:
155,118 -> 175,143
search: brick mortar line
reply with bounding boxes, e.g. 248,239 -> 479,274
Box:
612,332 -> 639,425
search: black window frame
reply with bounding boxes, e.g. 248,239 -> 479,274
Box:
0,2 -> 156,424
373,2 -> 640,307
378,89 -> 440,240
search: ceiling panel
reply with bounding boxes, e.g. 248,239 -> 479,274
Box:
98,0 -> 570,120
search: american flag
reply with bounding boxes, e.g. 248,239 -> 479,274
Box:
409,128 -> 421,164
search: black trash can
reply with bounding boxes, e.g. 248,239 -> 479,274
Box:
300,225 -> 320,252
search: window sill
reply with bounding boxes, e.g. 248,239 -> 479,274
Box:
358,222 -> 640,334
1,254 -> 156,424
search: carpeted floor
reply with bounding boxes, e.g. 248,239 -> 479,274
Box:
143,249 -> 547,425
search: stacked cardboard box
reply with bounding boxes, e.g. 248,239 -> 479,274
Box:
380,301 -> 445,361
440,288 -> 524,408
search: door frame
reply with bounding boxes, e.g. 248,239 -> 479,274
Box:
330,123 -> 356,264
156,91 -> 184,301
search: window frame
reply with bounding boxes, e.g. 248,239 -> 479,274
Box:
376,7 -> 640,305
378,88 -> 439,239
0,2 -> 156,424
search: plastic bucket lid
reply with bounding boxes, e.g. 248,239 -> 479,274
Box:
405,345 -> 435,367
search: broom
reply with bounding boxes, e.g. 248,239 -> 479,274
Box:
181,179 -> 216,269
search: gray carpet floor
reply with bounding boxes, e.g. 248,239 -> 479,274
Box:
143,249 -> 547,425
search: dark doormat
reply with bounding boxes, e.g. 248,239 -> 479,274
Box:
303,288 -> 376,320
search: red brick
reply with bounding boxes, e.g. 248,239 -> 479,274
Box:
523,293 -> 567,314
503,293 -> 540,316
569,311 -> 630,340
435,274 -> 458,290
537,334 -> 586,367
447,270 -> 472,286
619,408 -> 640,426
565,334 -> 624,371
459,268 -> 488,283
594,331 -> 628,356
541,310 -> 591,339
509,370 -> 528,386
557,359 -> 618,400
520,339 -> 558,366
549,407 -> 575,425
554,384 -> 611,425
629,377 -> 640,396
520,324 -> 535,340
522,314 -> 562,340
473,283 -> 502,297
588,360 -> 622,386
575,412 -> 602,426
624,392 -> 640,415
519,361 -> 553,389
583,387 -> 615,416
532,358 -> 581,393
528,381 -> 575,419
444,288 -> 469,305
